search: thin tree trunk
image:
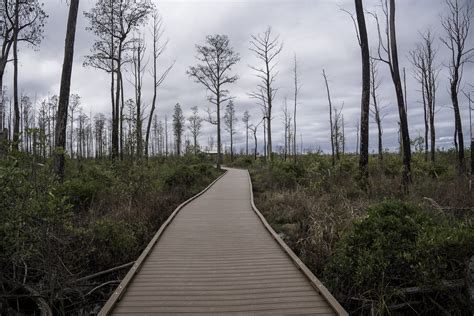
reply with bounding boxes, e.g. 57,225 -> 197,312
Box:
389,0 -> 411,189
145,48 -> 157,158
70,110 -> 74,158
254,130 -> 257,160
266,61 -> 272,162
194,133 -> 197,155
216,91 -> 222,169
263,117 -> 266,159
422,83 -> 429,161
112,43 -> 122,159
469,94 -> 473,183
355,0 -> 370,179
12,1 -> 19,151
451,81 -> 465,172
293,55 -> 298,162
119,75 -> 124,160
370,61 -> 383,162
323,69 -> 335,166
165,115 -> 168,156
356,122 -> 359,155
110,62 -> 115,158
230,126 -> 233,161
246,121 -> 249,155
53,0 -> 80,181
429,73 -> 436,163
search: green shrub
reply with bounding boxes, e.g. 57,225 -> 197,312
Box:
268,161 -> 305,189
325,200 -> 473,314
163,164 -> 198,189
60,164 -> 115,211
229,156 -> 254,168
84,219 -> 138,268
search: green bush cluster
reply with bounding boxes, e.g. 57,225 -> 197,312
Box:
324,200 -> 473,314
0,154 -> 220,314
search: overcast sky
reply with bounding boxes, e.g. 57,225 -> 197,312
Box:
6,0 -> 474,153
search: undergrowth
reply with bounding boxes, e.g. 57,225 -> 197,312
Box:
240,152 -> 473,315
0,152 -> 220,315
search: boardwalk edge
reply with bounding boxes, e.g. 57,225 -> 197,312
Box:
99,168 -> 228,315
246,170 -> 349,316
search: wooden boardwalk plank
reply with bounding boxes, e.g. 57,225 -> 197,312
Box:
100,168 -> 347,315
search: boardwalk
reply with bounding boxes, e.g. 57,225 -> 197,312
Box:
100,168 -> 347,315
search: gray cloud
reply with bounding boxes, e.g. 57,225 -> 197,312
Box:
4,0 -> 473,154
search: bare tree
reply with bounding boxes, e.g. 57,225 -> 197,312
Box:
84,0 -> 153,159
410,30 -> 439,162
282,97 -> 292,161
242,110 -> 250,155
145,10 -> 173,157
130,35 -> 146,157
322,69 -> 335,166
441,0 -> 473,172
464,91 -> 473,185
172,103 -> 184,156
164,114 -> 168,156
19,94 -> 32,152
0,0 -> 46,129
67,93 -> 80,158
248,87 -> 268,158
344,0 -> 371,176
187,34 -> 240,170
11,1 -> 19,150
249,27 -> 283,162
370,59 -> 385,162
187,105 -> 202,154
370,0 -> 412,189
293,54 -> 300,161
124,98 -> 136,156
52,0 -> 78,179
224,100 -> 236,161
249,119 -> 263,160
94,113 -> 106,158
333,103 -> 344,161
354,0 -> 371,178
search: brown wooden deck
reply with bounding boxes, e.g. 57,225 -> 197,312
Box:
100,168 -> 347,315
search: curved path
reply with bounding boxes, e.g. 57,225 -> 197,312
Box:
100,168 -> 347,315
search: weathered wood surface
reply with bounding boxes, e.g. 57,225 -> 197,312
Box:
100,168 -> 347,315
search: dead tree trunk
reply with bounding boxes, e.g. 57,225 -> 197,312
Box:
12,0 -> 19,151
322,69 -> 335,166
372,0 -> 412,190
293,54 -> 299,162
389,0 -> 411,189
355,0 -> 371,179
441,0 -> 472,173
370,60 -> 383,162
53,0 -> 79,181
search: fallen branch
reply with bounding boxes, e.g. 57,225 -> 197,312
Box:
75,262 -> 134,283
400,279 -> 464,295
388,301 -> 421,311
85,280 -> 120,296
422,197 -> 472,216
